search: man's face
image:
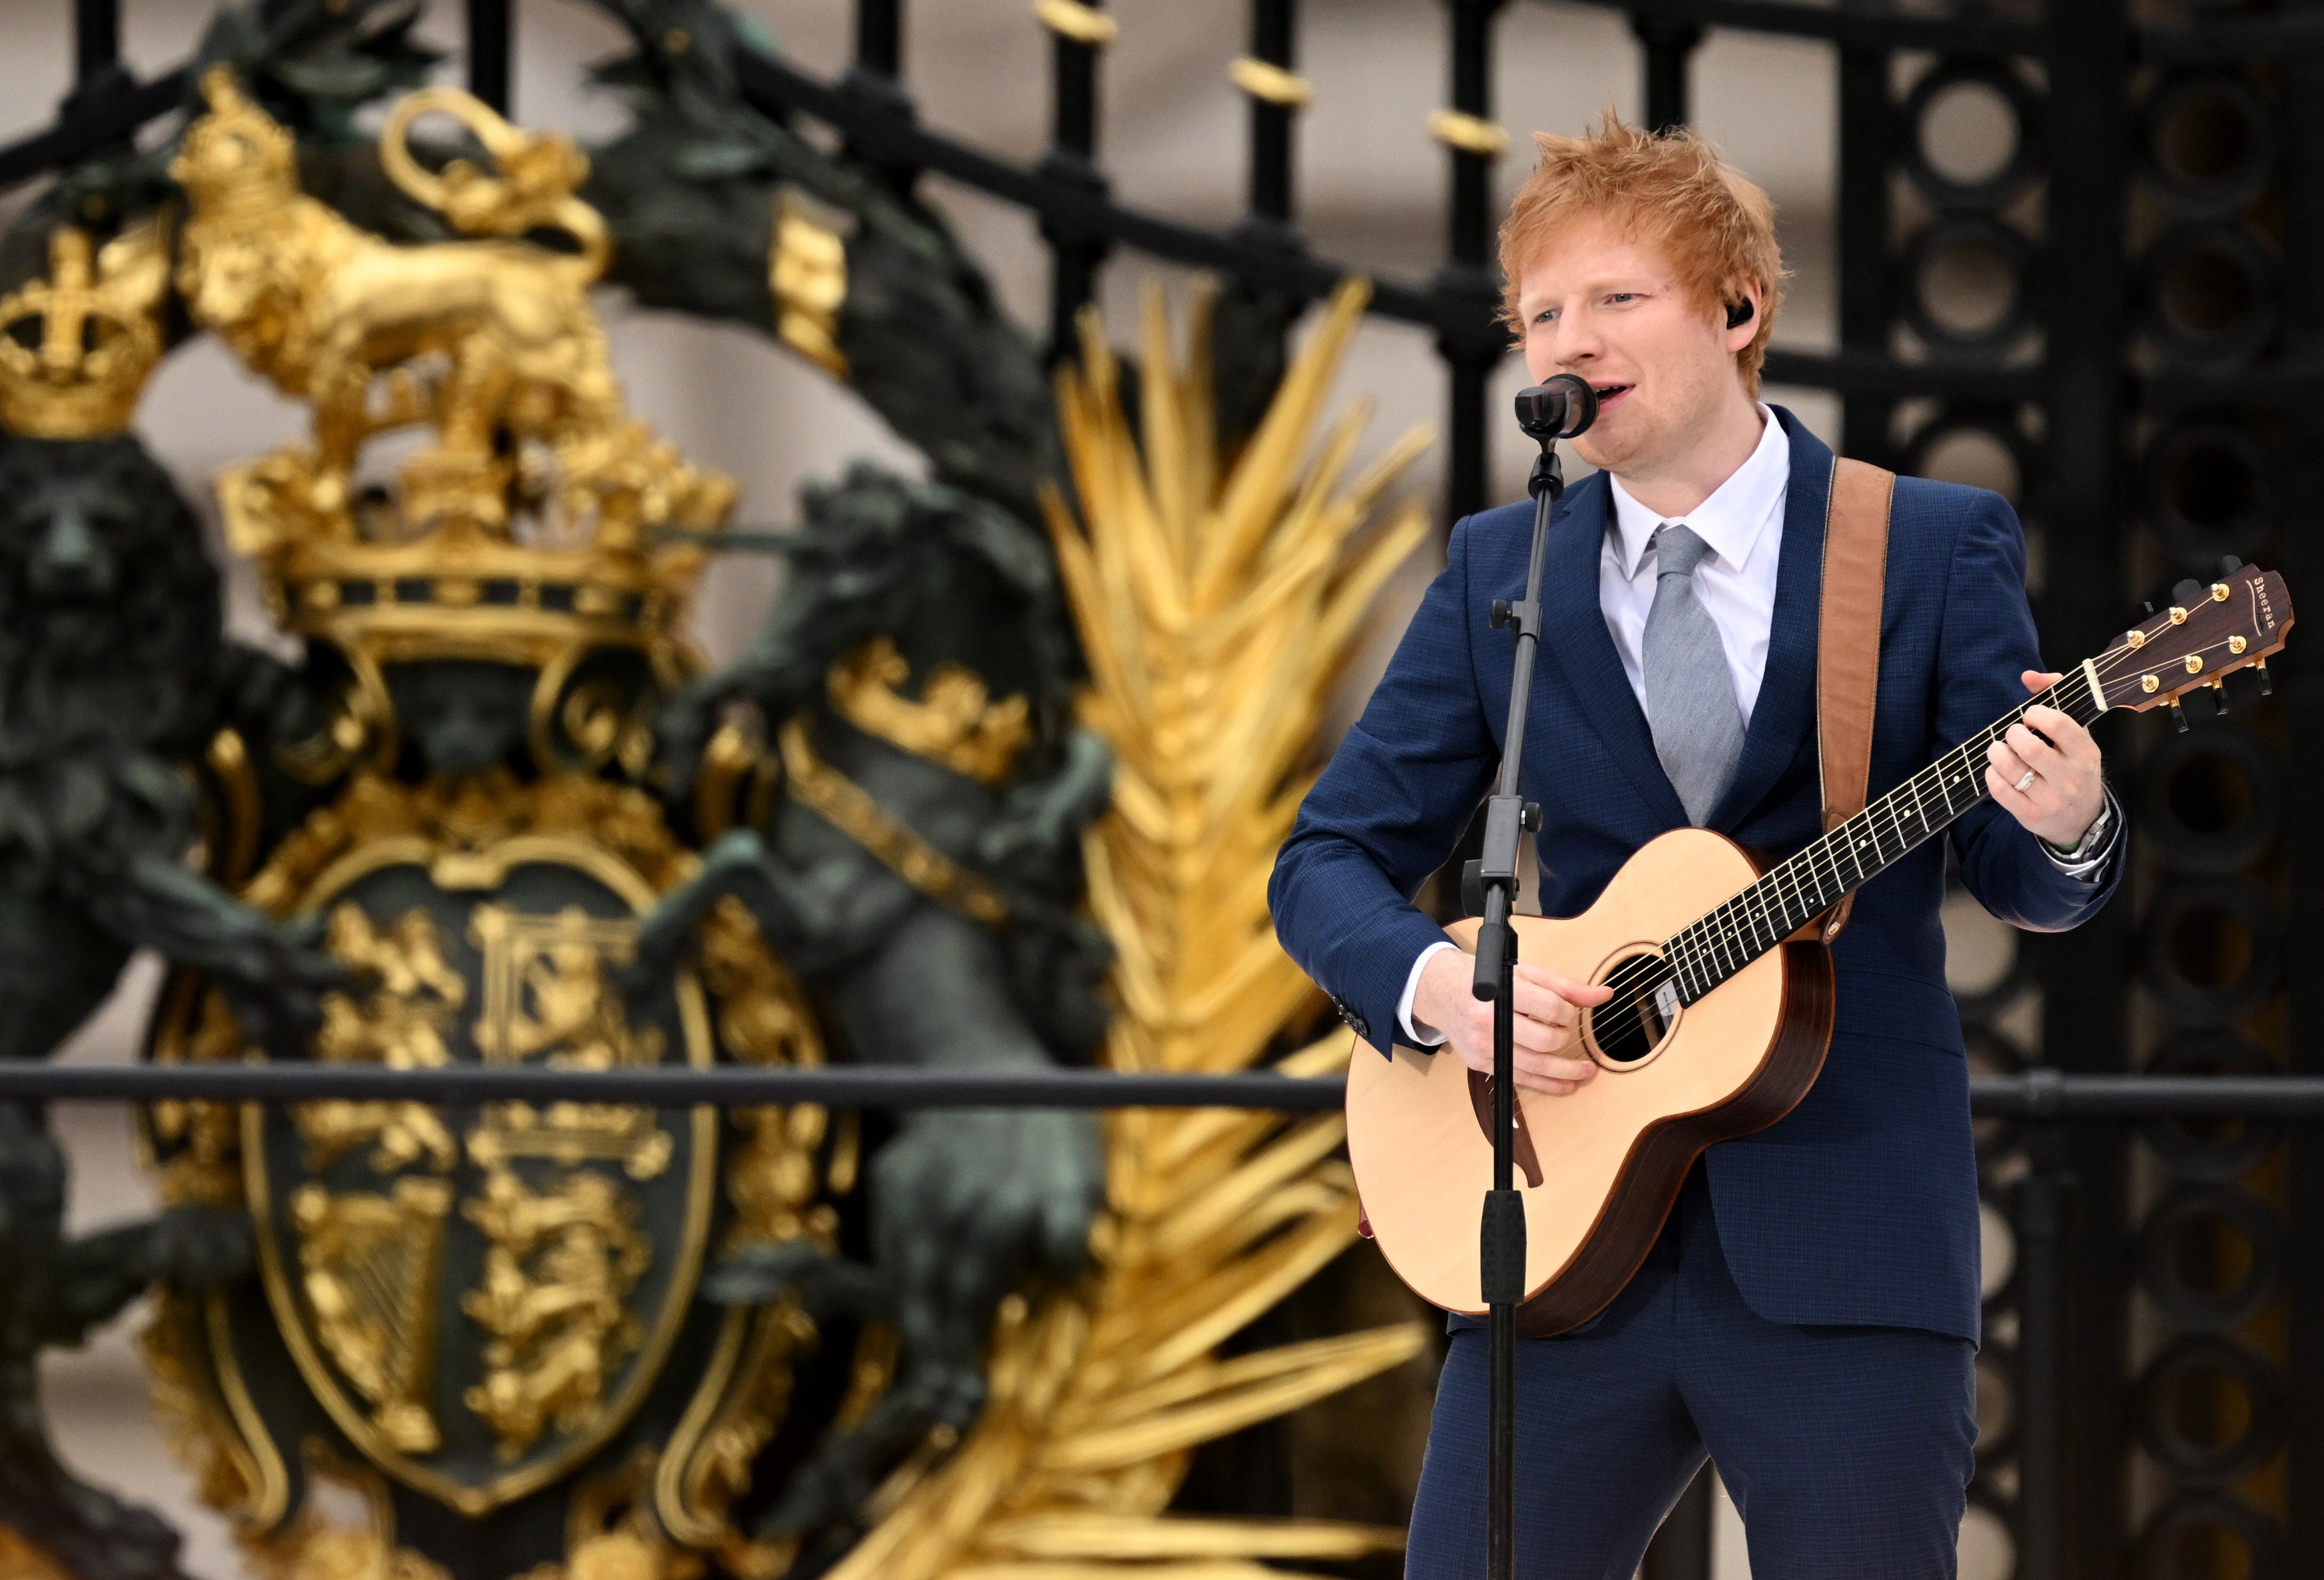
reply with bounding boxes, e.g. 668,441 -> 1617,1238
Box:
1514,216 -> 1757,477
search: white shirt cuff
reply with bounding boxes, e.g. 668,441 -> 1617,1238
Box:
1398,940 -> 1459,1046
2041,782 -> 2123,883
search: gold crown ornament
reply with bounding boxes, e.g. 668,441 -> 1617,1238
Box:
213,411 -> 736,783
176,70 -> 739,772
0,222 -> 169,438
216,422 -> 736,676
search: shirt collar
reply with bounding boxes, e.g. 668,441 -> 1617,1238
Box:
1606,404 -> 1790,578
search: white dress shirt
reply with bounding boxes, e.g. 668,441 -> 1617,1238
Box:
1393,407 -> 2115,1047
1397,409 -> 1788,1044
1601,406 -> 1790,728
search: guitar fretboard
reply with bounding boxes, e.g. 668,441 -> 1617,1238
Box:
1664,665 -> 2105,1003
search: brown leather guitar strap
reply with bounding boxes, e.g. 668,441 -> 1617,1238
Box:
1816,457 -> 1894,944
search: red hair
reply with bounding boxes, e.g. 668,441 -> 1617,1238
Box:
1499,115 -> 1786,397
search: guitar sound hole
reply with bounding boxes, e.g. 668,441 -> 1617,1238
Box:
1586,953 -> 1678,1069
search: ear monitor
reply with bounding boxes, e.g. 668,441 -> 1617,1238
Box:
1725,297 -> 1755,330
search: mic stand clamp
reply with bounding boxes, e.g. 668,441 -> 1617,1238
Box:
1472,433 -> 1563,1580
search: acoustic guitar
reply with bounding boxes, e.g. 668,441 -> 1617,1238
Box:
1346,562 -> 2295,1334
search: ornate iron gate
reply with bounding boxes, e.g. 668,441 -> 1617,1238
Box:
10,2 -> 2322,1577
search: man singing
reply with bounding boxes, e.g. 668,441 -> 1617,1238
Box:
1268,118 -> 2122,1577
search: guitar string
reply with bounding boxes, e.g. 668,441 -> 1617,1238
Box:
1522,601 -> 2262,1033
1668,601 -> 2260,995
1679,654 -> 2120,993
1667,612 -> 2256,1000
1586,660 -> 2108,1015
1666,665 -> 2102,999
1698,679 -> 2087,972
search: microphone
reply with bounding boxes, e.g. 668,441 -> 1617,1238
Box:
1513,374 -> 1597,442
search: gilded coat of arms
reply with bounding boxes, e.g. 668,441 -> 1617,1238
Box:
244,829 -> 719,1510
0,7 -> 1433,1580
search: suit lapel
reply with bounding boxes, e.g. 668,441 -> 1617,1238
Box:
1706,408 -> 1832,830
1533,473 -> 1690,825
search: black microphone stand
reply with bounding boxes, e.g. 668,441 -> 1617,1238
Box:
1472,385 -> 1583,1580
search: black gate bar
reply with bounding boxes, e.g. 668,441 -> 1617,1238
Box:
7,1063 -> 2324,1114
74,0 -> 119,83
468,0 -> 512,115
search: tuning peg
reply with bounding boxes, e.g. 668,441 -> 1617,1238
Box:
2211,677 -> 2229,716
2143,601 -> 2157,617
2258,658 -> 2272,697
2170,697 -> 2190,732
2172,578 -> 2205,605
2217,555 -> 2245,575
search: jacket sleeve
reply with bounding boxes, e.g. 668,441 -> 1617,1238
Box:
1268,517 -> 1501,1054
1940,490 -> 2126,930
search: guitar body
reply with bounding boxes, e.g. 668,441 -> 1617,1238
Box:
1343,564 -> 2292,1334
1345,826 -> 1835,1334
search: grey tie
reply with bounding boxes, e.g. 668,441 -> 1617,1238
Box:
1642,523 -> 1746,823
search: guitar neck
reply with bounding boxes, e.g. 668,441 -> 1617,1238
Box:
1663,662 -> 2107,1004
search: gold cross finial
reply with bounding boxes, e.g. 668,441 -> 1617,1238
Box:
33,227 -> 97,381
0,221 -> 166,438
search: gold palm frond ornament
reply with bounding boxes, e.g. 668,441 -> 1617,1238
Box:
824,278 -> 1434,1580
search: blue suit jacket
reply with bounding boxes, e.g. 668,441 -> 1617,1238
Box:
1269,409 -> 2122,1344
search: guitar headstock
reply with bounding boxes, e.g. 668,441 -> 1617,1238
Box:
2095,562 -> 2294,714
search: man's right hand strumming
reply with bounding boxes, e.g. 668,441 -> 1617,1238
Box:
1410,945 -> 1611,1096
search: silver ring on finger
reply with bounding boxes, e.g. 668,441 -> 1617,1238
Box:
2014,768 -> 2036,793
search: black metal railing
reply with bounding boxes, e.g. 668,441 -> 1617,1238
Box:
11,1061 -> 2324,1118
10,1054 -> 2316,1576
8,3 -> 2322,1577
0,0 -> 2234,494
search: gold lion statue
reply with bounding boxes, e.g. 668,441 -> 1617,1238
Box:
171,68 -> 625,532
